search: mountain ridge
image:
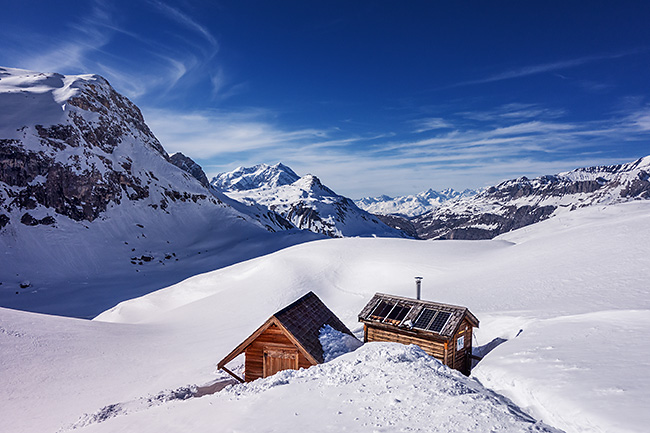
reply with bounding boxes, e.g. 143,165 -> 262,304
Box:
212,164 -> 408,238
409,156 -> 650,240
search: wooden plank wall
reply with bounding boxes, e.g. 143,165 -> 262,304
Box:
244,323 -> 314,382
366,322 -> 474,375
451,319 -> 473,375
366,325 -> 446,361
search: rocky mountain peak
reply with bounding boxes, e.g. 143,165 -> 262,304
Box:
169,152 -> 209,188
211,162 -> 300,191
293,174 -> 337,197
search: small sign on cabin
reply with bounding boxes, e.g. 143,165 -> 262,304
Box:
358,292 -> 479,375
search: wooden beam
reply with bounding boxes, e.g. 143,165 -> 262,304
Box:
217,317 -> 277,369
220,366 -> 245,383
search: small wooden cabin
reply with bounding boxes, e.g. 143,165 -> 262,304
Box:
218,291 -> 357,382
358,293 -> 479,375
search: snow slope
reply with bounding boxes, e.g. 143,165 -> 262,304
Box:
1,201 -> 648,432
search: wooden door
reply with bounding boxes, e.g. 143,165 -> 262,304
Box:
263,347 -> 299,378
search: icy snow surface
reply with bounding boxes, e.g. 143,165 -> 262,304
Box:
1,201 -> 649,432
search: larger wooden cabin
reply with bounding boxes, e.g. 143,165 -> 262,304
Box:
218,291 -> 357,382
358,293 -> 479,375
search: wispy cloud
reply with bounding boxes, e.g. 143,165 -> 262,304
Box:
13,4 -> 111,74
144,102 -> 650,198
456,103 -> 566,123
148,0 -> 219,50
4,0 -> 221,102
144,108 -> 329,159
452,49 -> 645,88
412,117 -> 452,133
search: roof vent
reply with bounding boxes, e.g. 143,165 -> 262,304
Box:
415,276 -> 423,300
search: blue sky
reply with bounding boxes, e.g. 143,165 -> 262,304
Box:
2,1 -> 650,197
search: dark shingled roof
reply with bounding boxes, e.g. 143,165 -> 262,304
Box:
274,291 -> 356,364
358,293 -> 479,339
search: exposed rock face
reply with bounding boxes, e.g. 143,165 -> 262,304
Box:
374,214 -> 419,239
407,157 -> 650,240
20,213 -> 55,226
169,152 -> 210,188
1,139 -> 150,222
0,213 -> 9,229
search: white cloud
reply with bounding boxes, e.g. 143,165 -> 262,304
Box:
453,50 -> 645,87
148,0 -> 219,50
144,108 -> 328,159
143,102 -> 650,198
412,117 -> 452,133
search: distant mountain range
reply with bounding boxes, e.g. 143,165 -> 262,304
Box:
355,188 -> 477,218
211,163 -> 407,238
405,157 -> 650,240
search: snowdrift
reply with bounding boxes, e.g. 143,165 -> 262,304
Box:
74,343 -> 561,433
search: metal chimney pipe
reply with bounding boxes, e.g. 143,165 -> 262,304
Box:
415,277 -> 423,300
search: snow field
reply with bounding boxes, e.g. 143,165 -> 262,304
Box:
1,201 -> 649,432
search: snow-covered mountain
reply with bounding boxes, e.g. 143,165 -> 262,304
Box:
212,163 -> 408,238
407,157 -> 650,240
211,162 -> 300,191
0,67 -> 317,317
355,188 -> 477,217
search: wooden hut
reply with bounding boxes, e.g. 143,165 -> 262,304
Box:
358,293 -> 479,375
218,291 -> 357,382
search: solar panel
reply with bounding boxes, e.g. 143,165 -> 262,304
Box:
427,311 -> 451,333
413,308 -> 436,330
369,301 -> 393,320
385,304 -> 410,324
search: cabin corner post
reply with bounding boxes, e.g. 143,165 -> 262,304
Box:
443,342 -> 448,366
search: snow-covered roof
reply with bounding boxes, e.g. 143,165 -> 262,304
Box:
358,293 -> 479,339
218,291 -> 356,370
